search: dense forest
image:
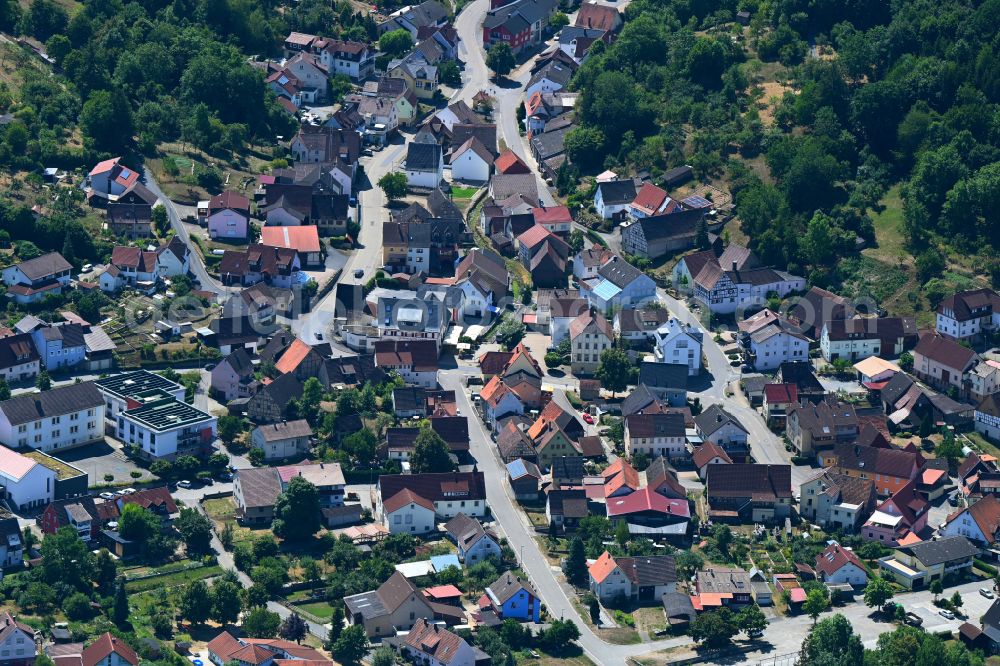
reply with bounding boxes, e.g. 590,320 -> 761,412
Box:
565,0 -> 1000,300
0,0 -> 388,171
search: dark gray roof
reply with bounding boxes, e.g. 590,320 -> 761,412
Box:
902,536 -> 979,566
621,385 -> 661,417
638,362 -> 688,391
487,570 -> 538,605
490,174 -> 539,202
625,412 -> 686,438
597,255 -> 645,288
528,59 -> 574,89
14,252 -> 72,281
662,591 -> 696,620
620,555 -> 677,586
452,124 -> 497,157
407,142 -> 442,171
405,0 -> 449,27
235,467 -> 281,509
695,404 -> 748,437
0,382 -> 103,425
530,125 -> 570,161
551,455 -> 586,479
428,188 -> 463,220
632,209 -> 704,242
394,202 -> 432,224
597,179 -> 637,206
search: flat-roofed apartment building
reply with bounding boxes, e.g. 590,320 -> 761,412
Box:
114,390 -> 217,461
95,370 -> 187,434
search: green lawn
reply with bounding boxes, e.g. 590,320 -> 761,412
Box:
294,600 -> 334,620
125,564 -> 223,592
867,184 -> 907,263
452,186 -> 479,199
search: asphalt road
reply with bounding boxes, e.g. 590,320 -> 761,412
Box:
143,168 -> 234,297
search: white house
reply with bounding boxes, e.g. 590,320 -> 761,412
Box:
654,318 -> 703,375
739,310 -> 809,372
374,339 -> 439,388
445,513 -> 502,563
0,611 -> 38,663
317,39 -> 375,81
156,237 -> 190,277
0,445 -> 56,510
573,246 -> 614,281
450,138 -> 492,183
814,543 -> 868,587
593,179 -> 636,219
694,264 -> 806,315
400,620 -> 478,666
940,495 -> 1000,546
284,52 -> 329,100
0,333 -> 40,383
2,252 -> 73,304
0,382 -> 104,453
588,551 -> 633,603
116,394 -> 217,461
570,311 -> 613,375
694,404 -> 749,455
384,490 -> 439,534
935,288 -> 1000,342
977,393 -> 1000,442
819,317 -> 917,363
624,412 -> 686,458
251,420 -> 313,461
405,142 -> 444,189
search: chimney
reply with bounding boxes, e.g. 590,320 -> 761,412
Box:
732,261 -> 738,272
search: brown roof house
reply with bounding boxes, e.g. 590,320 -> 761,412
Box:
344,571 -> 459,638
799,469 -> 876,532
569,310 -> 613,375
233,467 -> 282,525
398,619 -> 480,666
705,464 -> 792,523
786,399 -> 859,457
941,494 -> 1000,547
913,332 -> 980,400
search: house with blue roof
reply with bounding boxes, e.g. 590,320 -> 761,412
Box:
579,255 -> 656,315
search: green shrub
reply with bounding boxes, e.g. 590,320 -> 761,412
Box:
612,610 -> 635,627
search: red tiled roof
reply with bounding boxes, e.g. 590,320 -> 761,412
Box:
532,205 -> 573,224
82,633 -> 139,666
606,487 -> 690,518
588,550 -> 618,583
209,190 -> 250,213
692,441 -> 732,469
630,183 -> 668,215
122,486 -> 177,514
261,226 -> 321,254
516,224 -> 554,249
274,339 -> 313,375
814,543 -> 865,578
495,149 -> 530,174
764,383 -> 798,404
384,488 -> 435,514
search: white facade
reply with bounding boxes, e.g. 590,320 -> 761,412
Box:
594,188 -> 631,219
157,249 -> 189,278
406,245 -> 431,274
936,310 -> 1000,341
571,326 -> 611,375
654,319 -> 702,375
451,148 -> 491,183
406,164 -> 443,189
590,563 -> 632,603
386,501 -> 436,534
976,405 -> 1000,442
0,358 -> 39,383
524,76 -> 565,99
941,508 -> 989,545
750,328 -> 808,371
820,325 -> 882,362
461,534 -> 501,563
116,401 -> 217,460
821,561 -> 868,586
250,429 -> 311,460
0,448 -> 55,510
459,280 -> 492,318
696,273 -> 806,315
0,404 -> 103,453
625,428 -> 686,458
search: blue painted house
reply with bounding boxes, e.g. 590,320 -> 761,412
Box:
486,571 -> 541,622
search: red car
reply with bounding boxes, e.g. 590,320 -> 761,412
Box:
582,413 -> 594,424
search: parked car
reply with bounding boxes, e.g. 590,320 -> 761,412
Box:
582,413 -> 594,424
981,588 -> 995,599
904,611 -> 923,627
99,492 -> 115,500
354,269 -> 364,278
939,609 -> 955,620
82,263 -> 93,272
177,480 -> 193,489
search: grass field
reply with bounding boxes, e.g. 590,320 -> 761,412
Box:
515,648 -> 596,665
294,600 -> 334,620
451,186 -> 479,199
203,497 -> 264,546
125,564 -> 223,592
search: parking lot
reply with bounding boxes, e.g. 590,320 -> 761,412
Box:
55,438 -> 156,487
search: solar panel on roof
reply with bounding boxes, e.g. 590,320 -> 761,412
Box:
682,195 -> 710,208
120,168 -> 131,179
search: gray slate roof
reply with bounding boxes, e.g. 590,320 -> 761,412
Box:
0,382 -> 103,425
406,142 -> 442,171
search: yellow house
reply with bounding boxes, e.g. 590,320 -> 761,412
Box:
382,221 -> 408,267
388,58 -> 439,100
